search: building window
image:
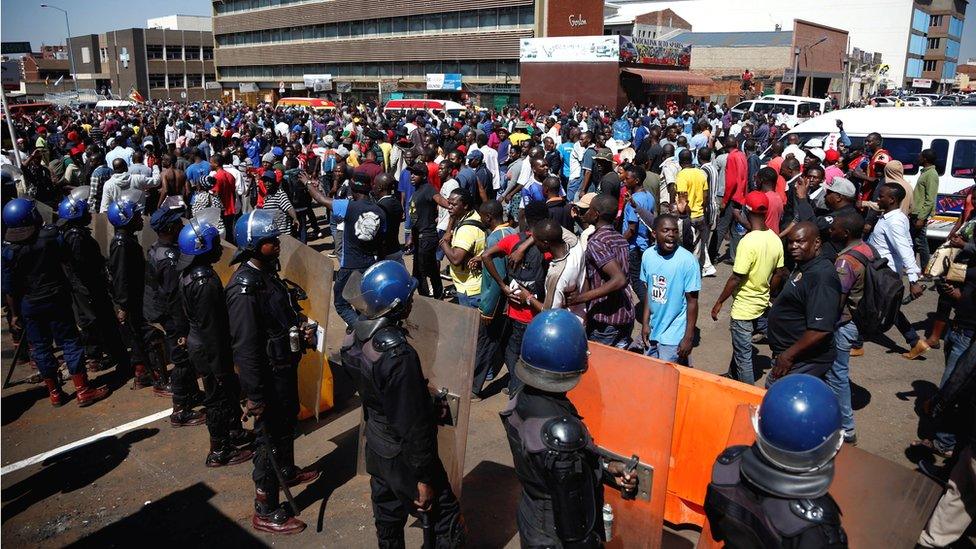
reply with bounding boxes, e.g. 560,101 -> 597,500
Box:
81,47 -> 91,63
949,17 -> 964,37
923,59 -> 937,72
927,37 -> 941,49
930,14 -> 944,27
185,47 -> 201,60
149,73 -> 167,88
203,46 -> 213,60
906,58 -> 923,78
947,39 -> 960,58
909,34 -> 926,55
943,61 -> 957,80
186,74 -> 202,87
165,46 -> 182,60
99,47 -> 109,63
912,9 -> 929,33
146,45 -> 163,59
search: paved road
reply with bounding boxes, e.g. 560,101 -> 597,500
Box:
0,219 -> 946,547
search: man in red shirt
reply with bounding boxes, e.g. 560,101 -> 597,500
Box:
722,137 -> 748,261
210,155 -> 238,242
354,148 -> 384,183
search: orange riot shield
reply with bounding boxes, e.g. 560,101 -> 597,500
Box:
666,368 -> 764,526
696,404 -> 943,548
568,344 -> 680,548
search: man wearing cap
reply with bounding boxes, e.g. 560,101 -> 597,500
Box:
823,148 -> 844,185
712,191 -> 787,384
456,149 -> 490,205
792,167 -> 858,261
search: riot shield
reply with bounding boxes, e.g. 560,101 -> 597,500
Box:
568,344 -> 680,548
354,296 -> 479,498
696,404 -> 943,548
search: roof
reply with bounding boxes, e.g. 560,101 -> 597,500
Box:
672,31 -> 793,47
31,58 -> 70,71
621,68 -> 713,86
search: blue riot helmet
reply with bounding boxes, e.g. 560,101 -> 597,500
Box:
517,309 -> 589,393
106,189 -> 145,227
231,209 -> 279,263
346,260 -> 418,319
57,185 -> 92,221
753,374 -> 843,472
2,198 -> 42,242
178,217 -> 221,256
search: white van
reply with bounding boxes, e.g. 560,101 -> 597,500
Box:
761,94 -> 832,113
94,99 -> 136,110
778,107 -> 976,238
729,97 -> 826,127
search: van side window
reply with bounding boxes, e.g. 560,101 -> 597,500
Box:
951,140 -> 976,178
797,103 -> 811,117
930,139 -> 949,175
732,101 -> 751,111
885,138 -> 924,175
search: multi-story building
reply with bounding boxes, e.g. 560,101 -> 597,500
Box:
210,0 -> 606,105
67,15 -> 217,102
908,0 -> 967,92
604,7 -> 692,40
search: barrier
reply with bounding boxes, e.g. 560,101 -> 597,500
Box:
569,344 -> 680,548
695,404 -> 943,548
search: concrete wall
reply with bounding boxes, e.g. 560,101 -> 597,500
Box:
793,19 -> 847,76
689,46 -> 791,72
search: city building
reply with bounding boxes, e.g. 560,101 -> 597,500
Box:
67,15 -> 216,102
210,0 -> 606,106
604,6 -> 692,40
38,44 -> 67,60
599,0 -> 966,92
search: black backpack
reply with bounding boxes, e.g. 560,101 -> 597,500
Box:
844,245 -> 904,338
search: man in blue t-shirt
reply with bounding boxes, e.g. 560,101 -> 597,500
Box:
621,163 -> 656,315
639,214 -> 701,364
558,131 -> 577,187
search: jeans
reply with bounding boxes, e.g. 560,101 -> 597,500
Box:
503,319 -> 529,395
567,176 -> 584,203
645,341 -> 688,365
629,247 -> 647,321
587,320 -> 633,350
473,314 -> 510,396
824,320 -> 858,436
333,267 -> 365,327
295,207 -> 321,243
413,232 -> 443,299
457,293 -> 481,309
895,309 -> 920,347
690,216 -> 715,273
729,318 -> 755,383
22,296 -> 85,378
934,326 -> 975,453
435,229 -> 446,262
713,203 -> 735,259
911,219 -> 931,269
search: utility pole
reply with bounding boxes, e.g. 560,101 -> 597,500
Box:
41,4 -> 79,93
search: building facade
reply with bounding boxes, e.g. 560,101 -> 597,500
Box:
907,0 -> 967,91
67,17 -> 216,102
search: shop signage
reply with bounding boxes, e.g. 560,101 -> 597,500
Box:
302,73 -> 332,92
520,36 -> 619,63
467,83 -> 521,94
335,81 -> 352,93
568,14 -> 588,28
912,78 -> 933,88
783,68 -> 796,84
238,82 -> 258,93
291,83 -> 306,90
620,36 -> 691,68
426,73 -> 462,91
204,81 -> 221,89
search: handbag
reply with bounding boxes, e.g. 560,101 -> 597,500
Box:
926,244 -> 959,278
946,257 -> 968,284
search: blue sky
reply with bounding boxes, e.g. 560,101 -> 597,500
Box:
3,0 -> 976,63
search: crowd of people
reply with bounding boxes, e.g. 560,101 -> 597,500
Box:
2,95 -> 975,546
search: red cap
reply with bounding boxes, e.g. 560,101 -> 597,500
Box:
824,149 -> 840,163
744,191 -> 769,214
67,131 -> 78,142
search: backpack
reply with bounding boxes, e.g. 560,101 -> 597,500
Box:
844,245 -> 904,338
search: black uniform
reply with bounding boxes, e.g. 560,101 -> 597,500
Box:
705,445 -> 847,549
500,386 -> 606,547
108,229 -> 160,371
340,318 -> 463,548
61,224 -> 127,367
180,262 -> 244,444
226,262 -> 302,507
144,240 -> 196,404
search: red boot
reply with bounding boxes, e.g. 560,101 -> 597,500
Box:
72,373 -> 110,407
43,377 -> 68,407
251,490 -> 306,534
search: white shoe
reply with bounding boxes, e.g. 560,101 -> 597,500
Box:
702,266 -> 717,277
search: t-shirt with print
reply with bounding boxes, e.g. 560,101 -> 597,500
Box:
623,190 -> 656,251
409,183 -> 439,237
676,167 -> 708,219
639,245 -> 702,345
449,211 -> 486,296
730,229 -> 784,321
333,198 -> 383,269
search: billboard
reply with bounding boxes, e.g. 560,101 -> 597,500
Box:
303,73 -> 332,92
520,36 -> 619,63
619,36 -> 691,67
426,73 -> 462,91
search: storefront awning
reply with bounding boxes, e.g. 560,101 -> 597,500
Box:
621,68 -> 713,86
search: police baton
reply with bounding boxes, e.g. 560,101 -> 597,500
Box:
3,336 -> 27,389
418,510 -> 435,549
253,416 -> 301,517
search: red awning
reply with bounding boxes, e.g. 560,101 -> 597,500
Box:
621,68 -> 713,86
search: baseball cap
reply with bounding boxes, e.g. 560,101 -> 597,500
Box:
808,148 -> 826,162
824,149 -> 841,163
261,151 -> 276,164
823,176 -> 856,198
744,191 -> 769,214
873,151 -> 892,166
594,148 -> 613,163
466,149 -> 483,161
574,192 -> 598,209
271,146 -> 284,157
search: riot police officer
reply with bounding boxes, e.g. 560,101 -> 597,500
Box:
145,204 -> 206,427
107,189 -> 170,395
340,260 -> 465,548
2,198 -> 109,407
178,217 -> 254,467
704,374 -> 848,548
501,308 -> 638,547
225,210 -> 319,535
58,186 -> 128,374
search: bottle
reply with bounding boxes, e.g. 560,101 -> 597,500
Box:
602,503 -> 614,542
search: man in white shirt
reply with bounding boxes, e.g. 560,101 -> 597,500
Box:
866,183 -> 927,359
105,142 -> 135,167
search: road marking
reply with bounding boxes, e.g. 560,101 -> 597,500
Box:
0,408 -> 173,477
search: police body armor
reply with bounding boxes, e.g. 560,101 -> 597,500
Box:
61,225 -> 109,294
501,389 -> 604,547
340,318 -> 431,461
4,225 -> 70,306
144,241 -> 186,324
180,265 -> 225,369
705,445 -> 847,549
226,263 -> 302,368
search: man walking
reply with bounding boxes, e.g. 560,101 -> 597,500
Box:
910,149 -> 939,270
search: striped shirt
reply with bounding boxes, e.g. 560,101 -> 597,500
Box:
262,189 -> 294,236
584,225 -> 635,326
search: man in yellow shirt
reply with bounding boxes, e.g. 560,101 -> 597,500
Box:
675,148 -> 715,277
439,189 -> 486,308
710,191 -> 787,384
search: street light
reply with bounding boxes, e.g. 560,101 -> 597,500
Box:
40,3 -> 78,92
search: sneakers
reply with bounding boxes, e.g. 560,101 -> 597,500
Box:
843,432 -> 858,445
702,265 -> 717,278
206,441 -> 253,468
902,340 -> 931,360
